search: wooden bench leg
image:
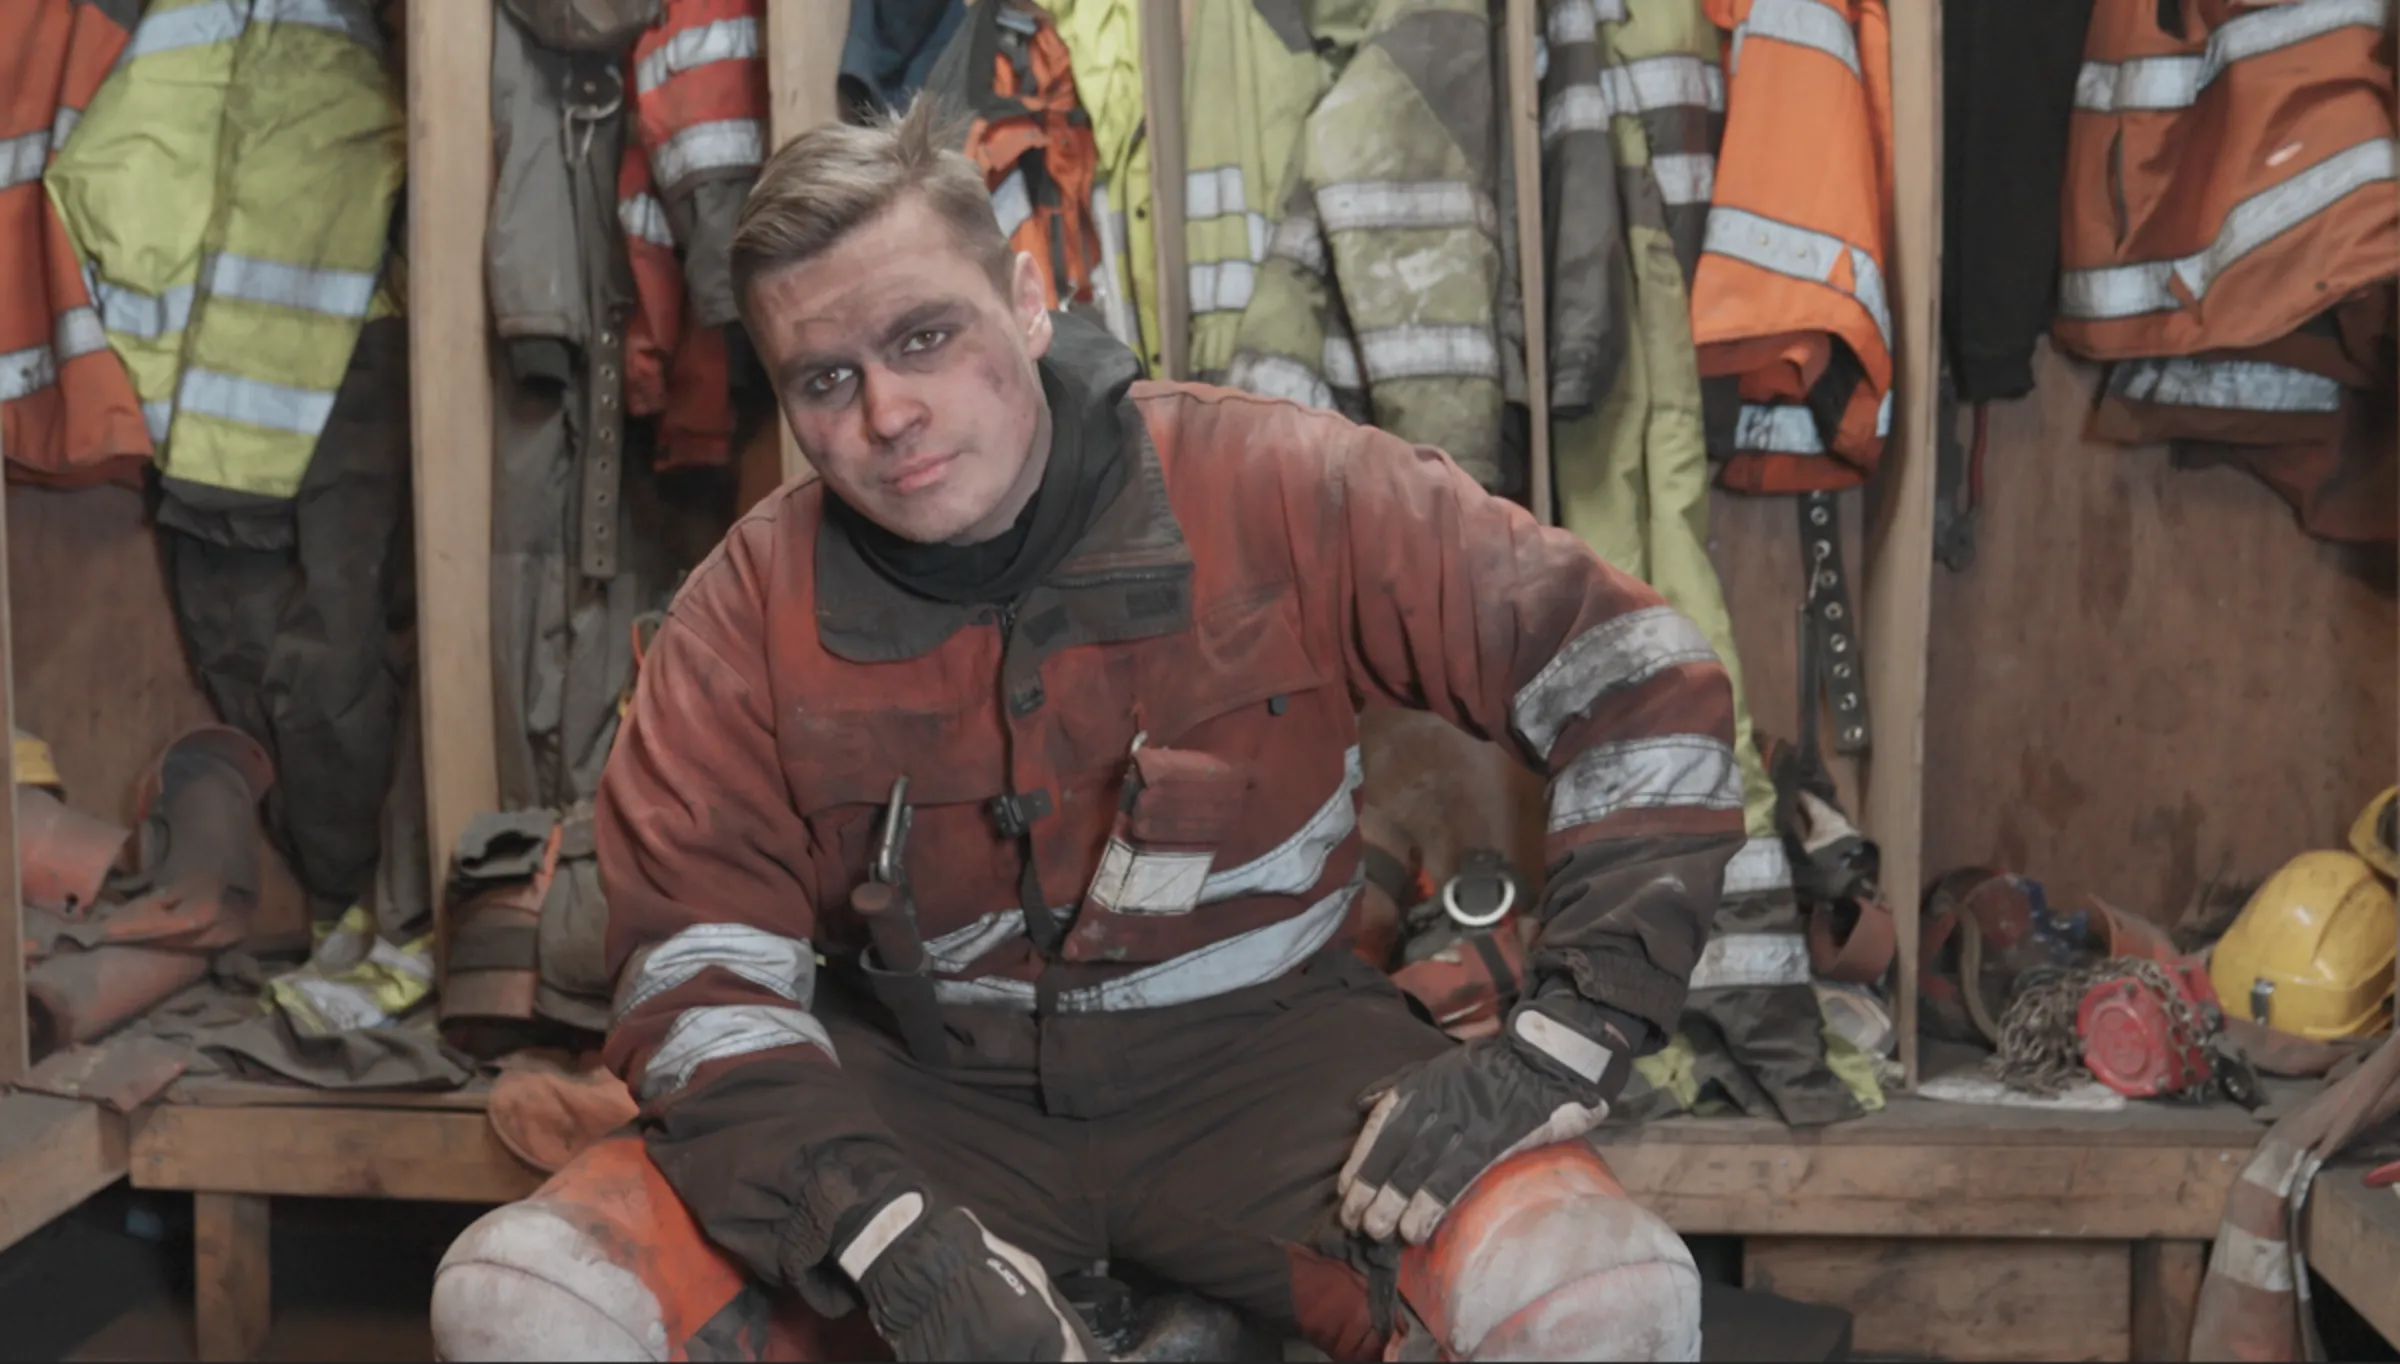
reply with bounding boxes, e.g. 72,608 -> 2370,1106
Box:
2131,1239 -> 2207,1362
195,1192 -> 271,1362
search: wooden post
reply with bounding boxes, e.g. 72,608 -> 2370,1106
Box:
1503,0 -> 1551,523
404,3 -> 500,936
766,0 -> 850,483
0,474 -> 20,1085
1139,0 -> 1189,379
193,1191 -> 272,1362
2130,1240 -> 2207,1363
1862,0 -> 1940,1087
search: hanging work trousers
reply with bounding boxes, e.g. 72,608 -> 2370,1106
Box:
163,319 -> 415,922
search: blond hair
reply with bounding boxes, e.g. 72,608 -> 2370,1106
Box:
731,93 -> 1014,320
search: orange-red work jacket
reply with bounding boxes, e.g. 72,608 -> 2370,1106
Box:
621,0 -> 768,469
0,0 -> 148,488
1690,0 -> 1893,495
923,0 -> 1104,309
594,320 -> 1744,1218
2054,0 -> 2398,363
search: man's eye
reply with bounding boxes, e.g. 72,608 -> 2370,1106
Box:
804,367 -> 853,399
900,328 -> 950,355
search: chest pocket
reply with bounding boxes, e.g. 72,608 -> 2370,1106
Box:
1060,585 -> 1332,964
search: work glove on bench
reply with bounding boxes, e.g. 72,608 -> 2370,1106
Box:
1338,987 -> 1638,1245
837,1189 -> 1105,1362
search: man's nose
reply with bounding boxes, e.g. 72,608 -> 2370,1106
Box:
859,365 -> 928,444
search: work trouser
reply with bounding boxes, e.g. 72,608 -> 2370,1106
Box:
820,950 -> 1453,1356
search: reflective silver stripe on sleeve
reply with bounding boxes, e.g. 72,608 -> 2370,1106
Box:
1321,334 -> 1363,390
1185,165 -> 1248,219
1548,736 -> 1743,832
992,168 -> 1034,239
255,0 -> 386,48
1200,746 -> 1363,902
204,253 -> 378,319
935,875 -> 1360,1013
0,345 -> 58,403
2059,137 -> 2397,321
1226,352 -> 1335,410
1721,836 -> 1793,897
1089,842 -> 1215,915
128,0 -> 248,60
93,278 -> 196,339
620,192 -> 676,248
1686,931 -> 1811,990
177,369 -> 337,436
1735,402 -> 1824,454
2073,0 -> 2385,113
1357,324 -> 1502,383
1733,0 -> 1860,78
638,1005 -> 837,1102
1268,211 -> 1328,276
1650,153 -> 1716,207
613,923 -> 817,1023
0,130 -> 48,192
652,118 -> 766,188
1513,606 -> 1719,762
1543,57 -> 1724,143
54,307 -> 108,361
2212,1224 -> 2297,1294
923,909 -> 1027,975
2107,357 -> 2342,413
1188,259 -> 1257,314
636,16 -> 760,95
1316,181 -> 1498,235
1704,207 -> 1891,349
51,106 -> 81,154
142,399 -> 173,440
1546,0 -> 1627,46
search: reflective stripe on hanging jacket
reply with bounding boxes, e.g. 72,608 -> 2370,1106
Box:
0,0 -> 148,488
1689,0 -> 1894,495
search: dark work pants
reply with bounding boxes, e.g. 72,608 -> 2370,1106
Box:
815,951 -> 1453,1360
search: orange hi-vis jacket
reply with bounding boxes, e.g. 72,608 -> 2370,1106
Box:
927,0 -> 1104,309
2054,0 -> 2398,365
1689,0 -> 1893,495
620,0 -> 769,470
0,0 -> 148,487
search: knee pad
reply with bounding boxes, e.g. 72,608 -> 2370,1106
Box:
1402,1143 -> 1701,1363
432,1200 -> 670,1361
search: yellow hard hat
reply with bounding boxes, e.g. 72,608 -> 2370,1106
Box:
12,729 -> 61,792
2209,850 -> 2395,1041
2348,787 -> 2397,879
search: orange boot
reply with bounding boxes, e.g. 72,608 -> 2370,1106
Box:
1394,1143 -> 1700,1362
431,1134 -> 886,1361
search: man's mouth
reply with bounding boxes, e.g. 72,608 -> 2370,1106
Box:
887,452 -> 958,495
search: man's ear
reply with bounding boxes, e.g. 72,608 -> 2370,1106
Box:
1012,250 -> 1054,360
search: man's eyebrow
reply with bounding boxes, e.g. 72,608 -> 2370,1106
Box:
880,300 -> 967,347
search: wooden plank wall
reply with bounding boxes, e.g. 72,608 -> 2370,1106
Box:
1922,341 -> 2398,924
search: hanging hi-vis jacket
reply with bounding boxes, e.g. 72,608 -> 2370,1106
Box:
1035,0 -> 1161,370
1179,0 -> 1341,381
45,0 -> 403,512
1226,0 -> 1516,489
2053,0 -> 2397,364
1689,0 -> 1894,495
621,0 -> 766,469
1,0 -> 148,488
924,0 -> 1106,311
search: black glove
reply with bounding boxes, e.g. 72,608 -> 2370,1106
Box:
1337,990 -> 1635,1244
837,1190 -> 1104,1362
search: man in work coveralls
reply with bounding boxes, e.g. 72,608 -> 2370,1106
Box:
432,95 -> 1738,1363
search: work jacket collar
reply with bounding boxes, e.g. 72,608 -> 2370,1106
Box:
815,397 -> 1194,665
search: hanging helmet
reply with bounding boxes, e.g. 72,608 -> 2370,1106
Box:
2347,787 -> 2397,880
2208,851 -> 2395,1041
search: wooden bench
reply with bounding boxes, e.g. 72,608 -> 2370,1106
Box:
110,1078 -> 2336,1363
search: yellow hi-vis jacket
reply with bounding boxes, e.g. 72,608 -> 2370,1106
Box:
45,0 -> 403,508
